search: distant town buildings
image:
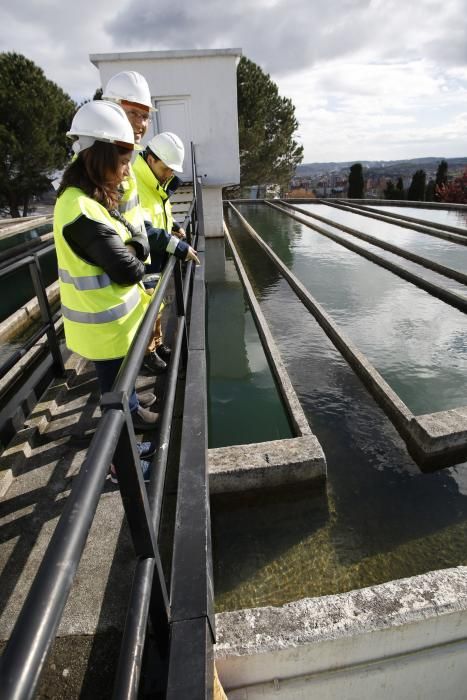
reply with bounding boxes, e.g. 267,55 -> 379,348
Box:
287,158 -> 467,200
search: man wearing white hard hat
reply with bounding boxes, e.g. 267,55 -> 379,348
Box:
103,72 -> 199,375
132,131 -> 200,373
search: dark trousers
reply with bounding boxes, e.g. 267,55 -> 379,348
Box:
93,358 -> 138,413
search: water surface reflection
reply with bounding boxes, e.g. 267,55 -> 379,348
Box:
212,212 -> 467,613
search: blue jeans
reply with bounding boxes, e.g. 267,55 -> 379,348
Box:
93,358 -> 138,413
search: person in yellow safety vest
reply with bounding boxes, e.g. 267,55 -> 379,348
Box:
54,101 -> 161,465
102,71 -> 199,375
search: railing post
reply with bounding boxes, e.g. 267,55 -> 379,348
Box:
28,255 -> 65,376
173,261 -> 189,366
100,392 -> 161,561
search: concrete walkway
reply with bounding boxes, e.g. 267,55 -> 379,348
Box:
0,354 -> 159,698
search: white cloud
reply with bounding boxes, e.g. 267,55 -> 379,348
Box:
0,0 -> 466,161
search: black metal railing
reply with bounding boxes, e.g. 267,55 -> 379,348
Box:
0,245 -> 64,381
0,145 -> 214,699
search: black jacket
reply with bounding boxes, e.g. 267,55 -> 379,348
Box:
63,215 -> 148,286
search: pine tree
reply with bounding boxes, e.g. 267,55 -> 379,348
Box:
407,170 -> 426,201
0,53 -> 76,217
435,160 -> 448,189
348,163 -> 364,198
396,177 -> 404,199
384,180 -> 397,200
236,57 -> 303,192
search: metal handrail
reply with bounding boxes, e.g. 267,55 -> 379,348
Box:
0,144 -> 213,699
112,143 -> 212,700
0,243 -> 64,380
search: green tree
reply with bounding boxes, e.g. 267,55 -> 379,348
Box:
384,180 -> 397,200
236,57 -> 303,192
425,178 -> 436,202
0,53 -> 76,217
383,180 -> 396,199
348,163 -> 364,198
396,177 -> 404,199
407,169 -> 426,201
435,159 -> 448,189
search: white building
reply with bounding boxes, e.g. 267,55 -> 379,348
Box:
90,49 -> 242,238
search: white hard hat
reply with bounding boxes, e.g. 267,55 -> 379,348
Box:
103,71 -> 156,112
67,100 -> 138,153
147,132 -> 185,173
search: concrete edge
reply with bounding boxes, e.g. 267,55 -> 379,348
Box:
408,407 -> 467,468
214,566 -> 467,685
0,281 -> 60,344
0,215 -> 52,238
0,315 -> 63,398
208,435 -> 326,493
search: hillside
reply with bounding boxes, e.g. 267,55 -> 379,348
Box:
296,157 -> 467,178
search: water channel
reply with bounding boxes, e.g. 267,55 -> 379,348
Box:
371,205 -> 467,230
304,203 -> 467,276
211,204 -> 467,613
206,240 -> 293,448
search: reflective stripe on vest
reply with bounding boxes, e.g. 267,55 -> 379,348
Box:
54,187 -> 150,360
119,163 -> 150,262
61,286 -> 141,324
119,192 -> 139,214
59,267 -> 112,290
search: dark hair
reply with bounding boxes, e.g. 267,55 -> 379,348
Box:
143,148 -> 161,164
58,141 -> 132,210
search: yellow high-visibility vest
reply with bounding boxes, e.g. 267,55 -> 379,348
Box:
53,186 -> 150,360
119,162 -> 151,263
133,155 -> 174,234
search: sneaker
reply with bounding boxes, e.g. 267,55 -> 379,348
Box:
137,441 -> 157,459
143,351 -> 167,375
131,406 -> 160,431
137,391 -> 157,409
156,344 -> 172,361
109,460 -> 151,484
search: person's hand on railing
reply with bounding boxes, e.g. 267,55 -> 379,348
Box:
174,227 -> 186,240
185,246 -> 200,265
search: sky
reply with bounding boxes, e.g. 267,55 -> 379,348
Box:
1,0 -> 466,163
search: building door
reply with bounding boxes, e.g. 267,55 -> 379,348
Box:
152,98 -> 193,180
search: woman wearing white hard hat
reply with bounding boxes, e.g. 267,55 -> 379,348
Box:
54,100 -> 160,454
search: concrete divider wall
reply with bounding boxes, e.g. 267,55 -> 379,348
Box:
279,200 -> 467,284
228,203 -> 467,469
267,201 -> 467,314
207,225 -> 326,492
215,567 -> 467,700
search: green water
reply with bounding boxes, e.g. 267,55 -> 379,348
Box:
212,205 -> 467,613
235,204 -> 467,415
305,202 -> 467,277
371,205 -> 467,231
206,239 -> 293,448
